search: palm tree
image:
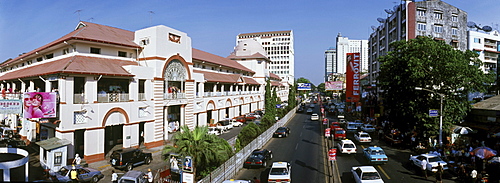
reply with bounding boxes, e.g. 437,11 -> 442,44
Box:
163,125 -> 233,178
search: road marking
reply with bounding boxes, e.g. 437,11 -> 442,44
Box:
377,165 -> 391,179
300,132 -> 303,137
295,143 -> 299,150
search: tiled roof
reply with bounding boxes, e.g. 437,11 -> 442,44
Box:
0,55 -> 136,81
472,95 -> 500,110
192,48 -> 254,74
226,52 -> 270,61
193,69 -> 261,85
271,80 -> 283,86
1,21 -> 139,67
269,73 -> 281,81
242,77 -> 260,85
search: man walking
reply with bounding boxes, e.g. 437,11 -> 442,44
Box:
421,158 -> 428,179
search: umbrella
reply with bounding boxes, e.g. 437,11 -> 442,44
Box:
453,126 -> 474,135
472,146 -> 497,159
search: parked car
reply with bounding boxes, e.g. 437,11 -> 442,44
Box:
351,166 -> 384,183
360,124 -> 376,133
310,113 -> 319,121
337,139 -> 357,155
51,165 -> 104,183
363,146 -> 388,165
268,162 -> 291,183
234,116 -> 246,123
409,154 -> 448,173
273,127 -> 290,138
0,127 -> 15,141
333,128 -> 346,140
110,148 -> 153,171
208,126 -> 221,135
245,113 -> 257,121
384,133 -> 403,146
118,170 -> 148,183
243,149 -> 273,168
354,131 -> 372,143
231,120 -> 243,127
217,120 -> 234,130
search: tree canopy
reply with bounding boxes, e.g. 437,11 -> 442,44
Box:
378,36 -> 494,137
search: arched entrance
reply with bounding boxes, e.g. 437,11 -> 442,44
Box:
164,60 -> 187,99
103,109 -> 129,154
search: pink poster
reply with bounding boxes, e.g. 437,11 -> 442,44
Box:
23,92 -> 57,118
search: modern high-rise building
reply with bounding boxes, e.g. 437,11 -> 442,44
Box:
324,47 -> 336,82
336,33 -> 369,74
368,0 -> 468,90
236,30 -> 294,84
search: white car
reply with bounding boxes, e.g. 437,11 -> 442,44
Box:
268,162 -> 291,183
354,132 -> 372,143
409,154 -> 448,172
351,166 -> 384,183
231,121 -> 243,127
361,124 -> 376,132
310,113 -> 319,121
208,127 -> 220,135
337,139 -> 357,155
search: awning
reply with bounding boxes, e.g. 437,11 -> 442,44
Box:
35,137 -> 72,151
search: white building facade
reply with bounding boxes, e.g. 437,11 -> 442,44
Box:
468,30 -> 500,73
324,47 -> 337,82
336,33 -> 369,74
0,22 -> 287,163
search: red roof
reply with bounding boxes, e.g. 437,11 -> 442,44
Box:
269,73 -> 281,81
193,69 -> 260,85
2,21 -> 140,67
192,48 -> 254,74
226,52 -> 270,61
0,56 -> 136,81
242,77 -> 260,85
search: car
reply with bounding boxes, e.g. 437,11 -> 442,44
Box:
384,133 -> 403,146
234,116 -> 246,123
337,139 -> 357,155
296,107 -> 304,113
310,113 -> 319,121
217,120 -> 234,130
110,148 -> 153,171
51,165 -> 105,183
0,127 -> 15,141
273,127 -> 291,138
245,113 -> 257,121
351,166 -> 384,183
254,110 -> 264,116
231,121 -> 243,127
118,170 -> 148,183
309,104 -> 315,108
243,149 -> 273,168
333,128 -> 346,140
208,126 -> 221,135
363,146 -> 388,165
222,180 -> 251,183
306,108 -> 313,114
346,122 -> 361,132
409,154 -> 448,173
330,121 -> 341,129
360,124 -> 376,133
268,162 -> 291,183
354,131 -> 372,143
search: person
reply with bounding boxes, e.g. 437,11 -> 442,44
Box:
170,156 -> 179,170
70,165 -> 78,183
253,177 -> 261,183
421,158 -> 428,179
435,162 -> 443,183
73,154 -> 81,165
147,169 -> 153,183
471,169 -> 477,183
30,93 -> 44,118
111,170 -> 118,183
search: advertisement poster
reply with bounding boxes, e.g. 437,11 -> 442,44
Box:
23,92 -> 57,118
297,83 -> 312,90
345,53 -> 360,103
0,99 -> 22,114
325,81 -> 343,91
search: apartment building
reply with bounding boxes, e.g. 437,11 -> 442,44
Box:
336,33 -> 369,74
0,21 -> 287,163
324,47 -> 337,82
468,29 -> 500,73
236,30 -> 295,85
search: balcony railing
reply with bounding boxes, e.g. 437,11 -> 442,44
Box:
138,93 -> 146,101
164,92 -> 186,99
74,94 -> 85,104
97,93 -> 129,103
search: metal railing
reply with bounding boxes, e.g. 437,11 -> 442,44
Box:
97,93 -> 129,103
197,107 -> 296,183
164,92 -> 186,99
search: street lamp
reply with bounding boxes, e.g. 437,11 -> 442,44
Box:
415,87 -> 444,147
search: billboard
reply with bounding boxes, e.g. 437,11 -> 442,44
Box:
345,53 -> 360,102
0,100 -> 22,114
325,81 -> 343,91
23,92 -> 57,118
297,83 -> 312,90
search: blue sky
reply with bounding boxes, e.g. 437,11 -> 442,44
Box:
1,0 -> 499,85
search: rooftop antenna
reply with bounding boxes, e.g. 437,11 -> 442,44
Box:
148,11 -> 155,26
371,26 -> 377,31
385,9 -> 394,14
377,18 -> 386,23
74,10 -> 83,21
87,17 -> 94,22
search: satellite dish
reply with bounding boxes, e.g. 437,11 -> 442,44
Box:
371,26 -> 377,31
377,18 -> 386,23
467,21 -> 477,28
482,26 -> 493,32
393,5 -> 399,11
385,9 -> 394,14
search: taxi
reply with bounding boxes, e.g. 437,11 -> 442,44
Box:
354,131 -> 372,143
363,146 -> 388,165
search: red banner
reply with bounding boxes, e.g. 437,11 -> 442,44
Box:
329,148 -> 337,161
345,53 -> 360,103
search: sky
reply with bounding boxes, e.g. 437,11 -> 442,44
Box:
1,0 -> 499,85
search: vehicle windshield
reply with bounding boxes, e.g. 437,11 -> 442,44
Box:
343,144 -> 355,148
362,172 -> 381,180
58,167 -> 69,176
119,179 -> 136,183
335,130 -> 345,134
428,157 -> 443,162
270,168 -> 288,175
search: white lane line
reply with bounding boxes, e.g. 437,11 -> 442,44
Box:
295,143 -> 299,150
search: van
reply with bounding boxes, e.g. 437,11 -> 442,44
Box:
118,170 -> 148,183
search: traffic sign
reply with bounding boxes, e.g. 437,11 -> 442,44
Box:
429,109 -> 438,117
325,128 -> 331,138
328,148 -> 337,161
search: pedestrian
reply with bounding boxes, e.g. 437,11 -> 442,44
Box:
147,168 -> 153,183
253,177 -> 261,183
435,162 -> 443,183
73,154 -> 81,165
421,158 -> 428,179
111,170 -> 118,183
70,165 -> 78,183
471,169 -> 477,183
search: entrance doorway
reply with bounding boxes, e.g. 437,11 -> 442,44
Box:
104,125 -> 123,154
74,129 -> 85,157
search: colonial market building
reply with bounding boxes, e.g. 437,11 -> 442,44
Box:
0,21 -> 289,163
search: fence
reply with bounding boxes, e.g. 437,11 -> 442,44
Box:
197,107 -> 297,183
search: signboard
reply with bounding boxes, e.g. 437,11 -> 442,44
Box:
23,92 -> 57,118
329,148 -> 337,161
429,109 -> 439,117
325,81 -> 343,91
0,99 -> 22,114
345,53 -> 360,103
325,128 -> 331,137
183,156 -> 193,173
297,83 -> 312,90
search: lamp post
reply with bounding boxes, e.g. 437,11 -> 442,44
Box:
415,87 -> 444,147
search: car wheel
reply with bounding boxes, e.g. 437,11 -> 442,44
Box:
145,157 -> 152,164
92,176 -> 99,183
126,163 -> 133,171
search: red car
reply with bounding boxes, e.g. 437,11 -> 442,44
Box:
245,113 -> 257,121
330,122 -> 341,129
234,116 -> 246,123
333,128 -> 346,140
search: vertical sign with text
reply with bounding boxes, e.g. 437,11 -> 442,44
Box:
345,53 -> 360,103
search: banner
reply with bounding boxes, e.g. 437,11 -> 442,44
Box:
325,81 -> 343,91
345,53 -> 360,102
297,83 -> 312,90
0,100 -> 22,114
23,92 -> 57,118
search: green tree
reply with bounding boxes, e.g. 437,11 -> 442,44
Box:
378,36 -> 494,138
287,81 -> 297,110
162,126 -> 233,178
236,122 -> 262,147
